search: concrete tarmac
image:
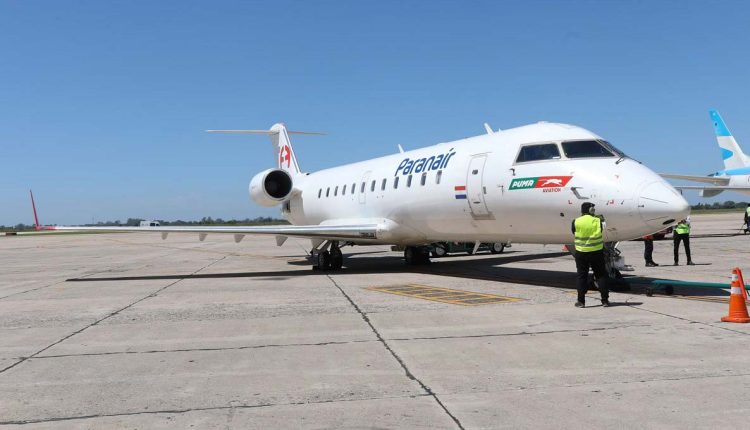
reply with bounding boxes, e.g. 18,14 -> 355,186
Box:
1,212 -> 749,429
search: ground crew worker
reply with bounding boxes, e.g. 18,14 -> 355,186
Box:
744,204 -> 750,233
673,219 -> 694,265
643,234 -> 658,266
572,202 -> 610,308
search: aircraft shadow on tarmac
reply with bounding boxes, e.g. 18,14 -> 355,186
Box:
65,249 -> 725,298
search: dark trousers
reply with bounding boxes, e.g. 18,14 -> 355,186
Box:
644,239 -> 654,263
673,234 -> 692,263
574,250 -> 609,303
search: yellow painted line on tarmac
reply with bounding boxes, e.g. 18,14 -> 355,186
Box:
367,284 -> 523,306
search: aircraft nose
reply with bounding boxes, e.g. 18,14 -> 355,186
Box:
638,181 -> 690,227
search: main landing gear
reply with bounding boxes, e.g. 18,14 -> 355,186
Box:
311,240 -> 344,271
404,246 -> 431,265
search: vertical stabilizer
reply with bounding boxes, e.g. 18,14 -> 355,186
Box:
269,123 -> 301,176
710,110 -> 749,170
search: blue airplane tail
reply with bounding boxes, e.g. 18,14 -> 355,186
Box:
710,110 -> 749,170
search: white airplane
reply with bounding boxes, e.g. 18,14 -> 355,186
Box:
662,110 -> 750,197
47,120 -> 689,270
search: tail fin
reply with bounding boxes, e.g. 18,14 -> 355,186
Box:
30,189 -> 41,231
710,110 -> 749,170
207,124 -> 324,177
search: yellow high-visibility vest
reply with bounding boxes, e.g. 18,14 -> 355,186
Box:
745,207 -> 750,217
574,215 -> 603,252
675,222 -> 690,235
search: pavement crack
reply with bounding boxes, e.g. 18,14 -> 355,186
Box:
385,323 -> 653,342
29,339 -> 377,359
486,370 -> 750,395
326,274 -> 465,430
623,298 -> 750,336
0,256 -> 227,375
0,393 -> 432,425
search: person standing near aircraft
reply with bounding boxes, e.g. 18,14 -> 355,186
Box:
572,202 -> 610,308
643,234 -> 658,267
744,203 -> 750,233
673,219 -> 694,265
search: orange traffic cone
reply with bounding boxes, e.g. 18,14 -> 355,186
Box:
721,268 -> 750,323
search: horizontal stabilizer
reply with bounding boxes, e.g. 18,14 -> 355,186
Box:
206,130 -> 326,136
672,185 -> 750,190
659,173 -> 730,185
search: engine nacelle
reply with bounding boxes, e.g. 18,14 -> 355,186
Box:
249,169 -> 293,207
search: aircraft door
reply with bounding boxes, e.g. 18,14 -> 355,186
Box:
466,155 -> 491,217
359,170 -> 371,204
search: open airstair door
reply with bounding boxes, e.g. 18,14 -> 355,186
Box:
466,154 -> 491,218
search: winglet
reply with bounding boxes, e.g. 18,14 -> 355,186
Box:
710,109 -> 732,137
30,190 -> 41,231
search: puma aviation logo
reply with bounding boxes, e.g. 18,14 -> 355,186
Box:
540,178 -> 564,187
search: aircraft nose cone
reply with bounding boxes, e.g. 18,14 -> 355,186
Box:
638,182 -> 690,227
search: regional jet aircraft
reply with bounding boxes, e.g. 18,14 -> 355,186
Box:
662,110 -> 750,197
47,120 -> 689,270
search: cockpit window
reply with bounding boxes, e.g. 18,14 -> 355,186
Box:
562,140 -> 622,158
515,143 -> 561,163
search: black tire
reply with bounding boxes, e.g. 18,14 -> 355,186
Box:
317,251 -> 331,271
330,251 -> 343,270
489,243 -> 505,254
404,247 -> 416,265
431,243 -> 448,258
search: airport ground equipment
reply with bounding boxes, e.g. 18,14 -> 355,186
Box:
429,242 -> 506,257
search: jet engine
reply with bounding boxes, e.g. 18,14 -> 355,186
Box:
249,168 -> 293,207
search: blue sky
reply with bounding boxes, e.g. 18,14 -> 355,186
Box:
2,0 -> 750,225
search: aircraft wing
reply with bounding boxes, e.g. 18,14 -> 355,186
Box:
50,223 -> 379,241
659,173 -> 730,185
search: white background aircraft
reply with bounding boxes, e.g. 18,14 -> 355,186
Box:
662,110 -> 750,197
50,120 -> 689,270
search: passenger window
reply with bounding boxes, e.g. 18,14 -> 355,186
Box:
407,175 -> 412,187
352,183 -> 356,193
342,184 -> 347,195
334,186 -> 338,196
394,176 -> 399,189
381,178 -> 386,190
361,182 -> 365,193
420,172 -> 427,186
318,189 -> 322,198
326,187 -> 330,197
515,143 -> 561,163
371,180 -> 376,192
436,170 -> 442,184
562,140 -> 615,158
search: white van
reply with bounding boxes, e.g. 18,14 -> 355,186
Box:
139,220 -> 160,227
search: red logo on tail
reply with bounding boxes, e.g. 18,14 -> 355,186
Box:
279,145 -> 291,168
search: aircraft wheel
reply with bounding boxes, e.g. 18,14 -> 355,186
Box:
490,243 -> 505,254
330,249 -> 343,270
431,243 -> 448,258
405,247 -> 417,265
316,251 -> 331,271
405,247 -> 431,265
